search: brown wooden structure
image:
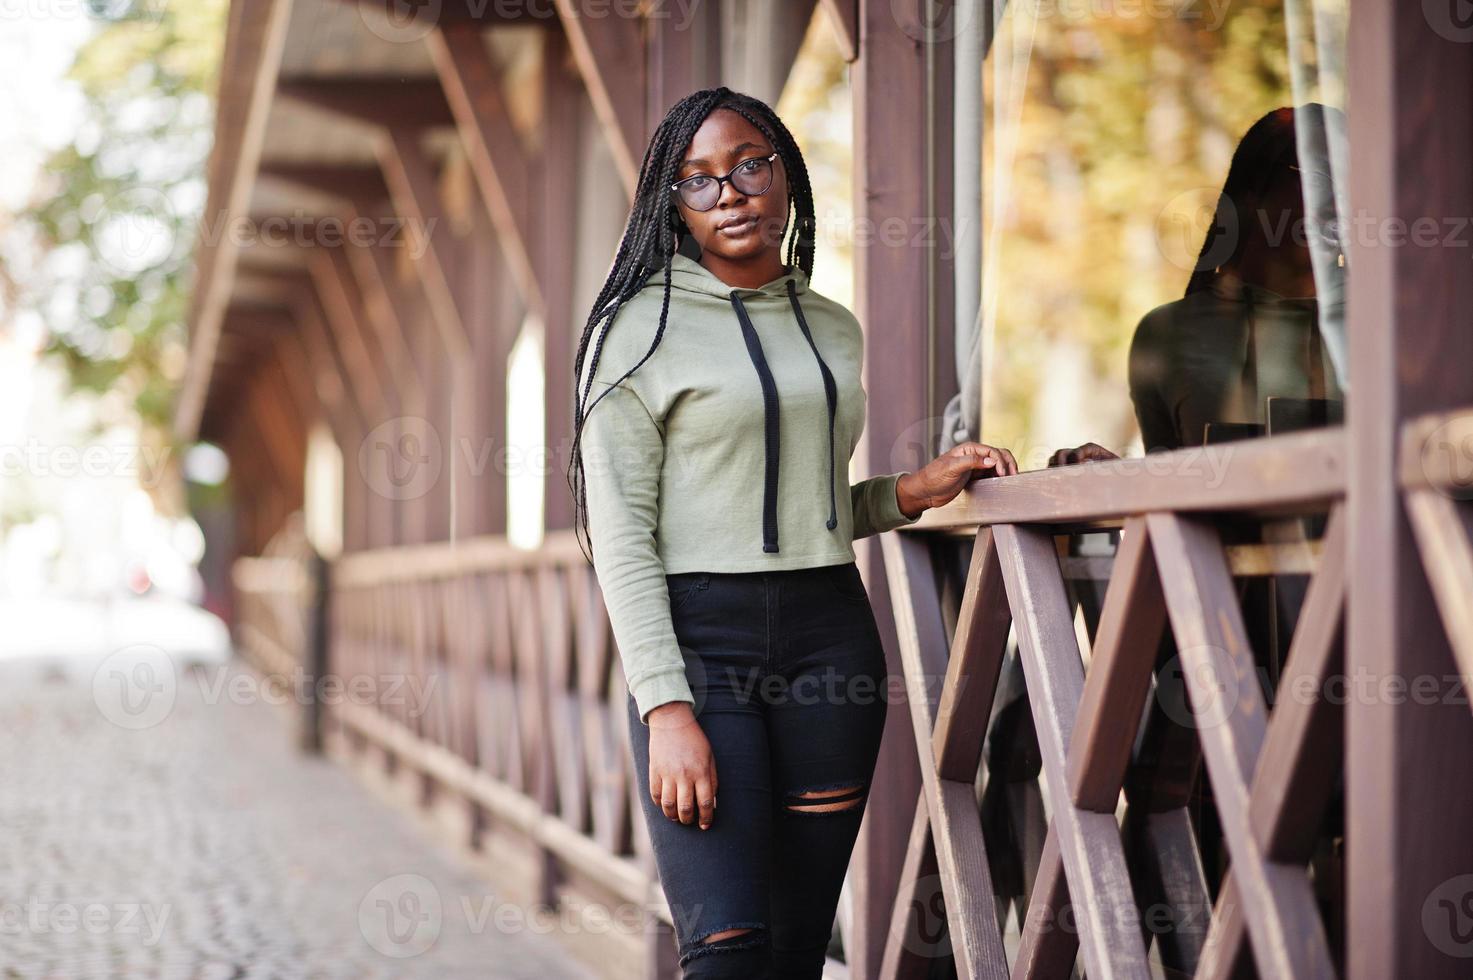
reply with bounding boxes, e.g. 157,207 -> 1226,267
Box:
180,1 -> 1473,977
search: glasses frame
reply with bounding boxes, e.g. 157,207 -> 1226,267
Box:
669,152 -> 780,212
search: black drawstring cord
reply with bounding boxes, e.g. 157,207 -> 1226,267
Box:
729,291 -> 782,553
787,279 -> 838,532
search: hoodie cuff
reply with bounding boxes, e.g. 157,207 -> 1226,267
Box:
630,666 -> 696,725
876,471 -> 924,531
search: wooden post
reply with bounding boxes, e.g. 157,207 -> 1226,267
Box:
1345,1 -> 1473,976
852,3 -> 956,975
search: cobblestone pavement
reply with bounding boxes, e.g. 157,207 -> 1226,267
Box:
0,653 -> 597,980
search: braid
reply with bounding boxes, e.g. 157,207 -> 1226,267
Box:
567,86 -> 819,566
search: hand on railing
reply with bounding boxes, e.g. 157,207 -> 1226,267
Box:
896,441 -> 1019,518
646,702 -> 720,831
1047,442 -> 1120,468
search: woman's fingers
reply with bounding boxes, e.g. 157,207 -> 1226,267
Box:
695,772 -> 717,830
676,776 -> 698,825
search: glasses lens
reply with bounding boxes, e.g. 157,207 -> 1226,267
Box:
731,157 -> 773,196
677,176 -> 719,211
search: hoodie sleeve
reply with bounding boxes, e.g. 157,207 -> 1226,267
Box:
850,471 -> 923,539
580,376 -> 696,725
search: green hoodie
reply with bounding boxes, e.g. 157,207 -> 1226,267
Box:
579,252 -> 921,723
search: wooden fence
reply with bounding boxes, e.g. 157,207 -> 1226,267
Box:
229,409 -> 1473,977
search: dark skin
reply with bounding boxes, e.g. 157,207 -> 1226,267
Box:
647,110 -> 1020,868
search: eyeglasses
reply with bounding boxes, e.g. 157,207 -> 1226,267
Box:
670,152 -> 779,212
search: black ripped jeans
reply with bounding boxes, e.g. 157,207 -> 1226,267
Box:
627,561 -> 891,979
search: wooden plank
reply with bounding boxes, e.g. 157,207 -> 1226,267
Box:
877,793 -> 944,980
552,0 -> 647,196
1404,489 -> 1473,685
1345,2 -> 1473,976
277,78 -> 456,129
881,530 -> 1010,979
933,528 -> 1011,781
1249,507 -> 1347,859
427,22 -> 543,315
1010,829 -> 1078,980
993,524 -> 1151,979
905,429 -> 1344,531
176,0 -> 294,441
1147,514 -> 1334,979
819,0 -> 859,61
1067,518 -> 1165,811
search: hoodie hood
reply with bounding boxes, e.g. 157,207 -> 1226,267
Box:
647,251 -> 810,299
641,250 -> 834,555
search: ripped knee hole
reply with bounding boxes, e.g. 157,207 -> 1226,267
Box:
782,784 -> 868,814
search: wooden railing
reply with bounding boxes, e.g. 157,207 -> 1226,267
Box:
877,428 -> 1350,978
227,411 -> 1473,978
235,528 -> 855,978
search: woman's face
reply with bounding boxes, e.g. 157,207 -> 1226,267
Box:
673,108 -> 789,265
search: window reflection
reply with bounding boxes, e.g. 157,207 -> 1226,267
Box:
1128,104 -> 1346,451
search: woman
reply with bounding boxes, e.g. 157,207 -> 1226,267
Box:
567,87 -> 1016,978
1128,104 -> 1345,451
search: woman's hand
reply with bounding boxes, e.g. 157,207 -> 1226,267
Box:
1047,442 -> 1119,468
645,702 -> 718,830
896,441 -> 1018,518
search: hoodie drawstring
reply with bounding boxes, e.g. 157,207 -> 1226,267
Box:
729,291 -> 783,553
728,283 -> 840,555
787,279 -> 839,533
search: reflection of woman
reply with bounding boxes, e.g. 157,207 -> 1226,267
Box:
568,87 -> 1016,978
1129,105 -> 1344,451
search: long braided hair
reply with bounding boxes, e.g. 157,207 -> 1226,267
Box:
567,87 -> 818,565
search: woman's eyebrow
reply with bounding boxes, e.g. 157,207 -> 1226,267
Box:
682,141 -> 767,170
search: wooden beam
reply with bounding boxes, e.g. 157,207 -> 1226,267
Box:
258,163 -> 390,206
993,524 -> 1151,978
909,429 -> 1345,531
819,0 -> 859,61
931,527 -> 1010,781
880,530 -> 1010,979
427,22 -> 543,316
1345,2 -> 1473,976
277,78 -> 456,129
1148,514 -> 1334,979
175,0 -> 293,442
329,0 -> 558,27
552,0 -> 646,196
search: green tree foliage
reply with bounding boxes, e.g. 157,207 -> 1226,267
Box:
11,0 -> 226,481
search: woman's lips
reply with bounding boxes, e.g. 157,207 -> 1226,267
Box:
717,215 -> 759,236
